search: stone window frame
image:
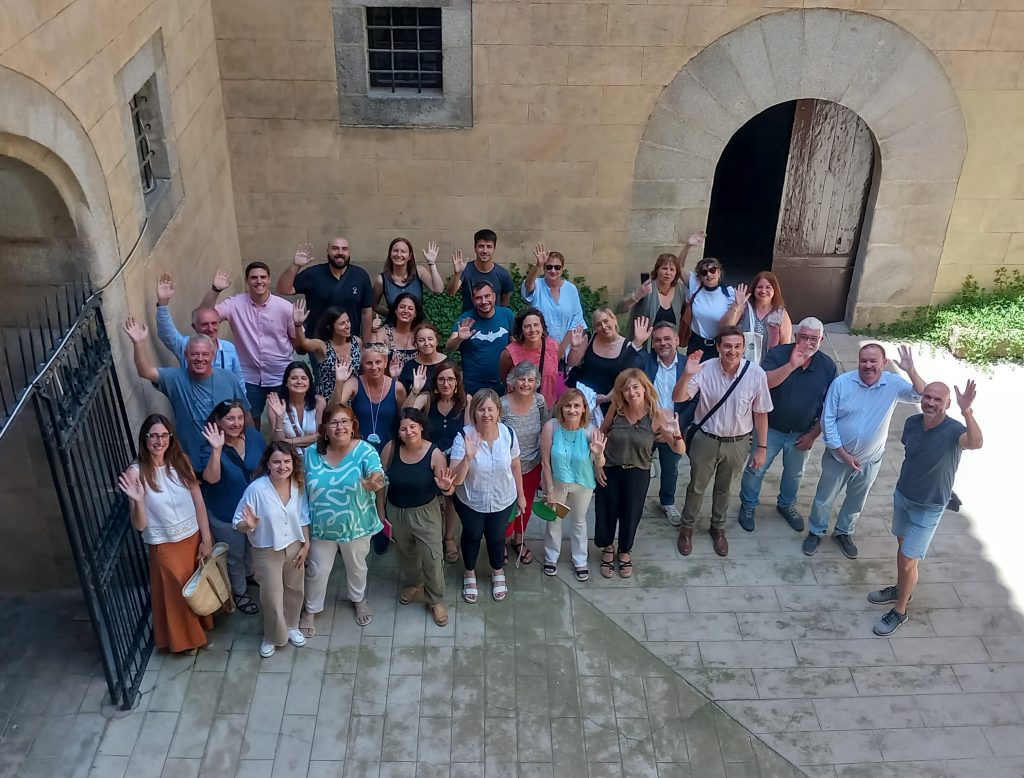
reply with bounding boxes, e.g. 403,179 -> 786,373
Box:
114,31 -> 183,246
331,0 -> 472,128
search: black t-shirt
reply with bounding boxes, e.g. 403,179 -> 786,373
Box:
761,344 -> 837,434
897,414 -> 966,507
459,262 -> 513,311
293,263 -> 375,338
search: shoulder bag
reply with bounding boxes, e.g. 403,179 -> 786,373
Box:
684,360 -> 751,452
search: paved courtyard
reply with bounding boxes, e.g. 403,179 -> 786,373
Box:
1,328 -> 1021,777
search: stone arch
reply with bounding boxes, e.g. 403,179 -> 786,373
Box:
625,9 -> 966,326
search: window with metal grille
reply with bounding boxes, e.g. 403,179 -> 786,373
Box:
365,7 -> 442,93
129,92 -> 157,195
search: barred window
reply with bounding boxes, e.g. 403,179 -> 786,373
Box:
365,7 -> 442,93
129,92 -> 157,195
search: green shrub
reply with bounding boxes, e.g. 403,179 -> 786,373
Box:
860,268 -> 1024,365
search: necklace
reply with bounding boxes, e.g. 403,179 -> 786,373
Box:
366,379 -> 385,445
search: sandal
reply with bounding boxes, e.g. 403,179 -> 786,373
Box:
399,585 -> 423,605
543,563 -> 557,576
491,572 -> 508,601
463,574 -> 479,604
235,593 -> 259,615
245,575 -> 260,588
353,598 -> 373,627
443,537 -> 459,564
509,540 -> 534,565
600,548 -> 615,579
618,553 -> 633,579
298,610 -> 315,638
428,602 -> 449,627
575,567 -> 590,582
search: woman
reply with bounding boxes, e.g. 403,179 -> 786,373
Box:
368,293 -> 425,372
233,442 -> 311,658
373,237 -> 444,312
682,256 -> 736,362
197,399 -> 266,615
381,409 -> 456,627
332,343 -> 407,452
450,390 -> 527,604
291,301 -> 362,398
719,270 -> 793,361
499,306 -> 562,408
539,390 -> 606,580
267,361 -> 326,451
396,322 -> 447,393
596,369 -> 685,578
300,403 -> 385,632
118,415 -> 214,655
566,309 -> 649,411
500,362 -> 547,566
406,359 -> 469,564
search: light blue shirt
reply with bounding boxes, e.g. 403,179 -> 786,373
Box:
156,304 -> 244,389
521,279 -> 587,345
821,370 -> 919,464
653,354 -> 678,412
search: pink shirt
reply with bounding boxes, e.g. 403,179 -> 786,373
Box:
686,358 -> 773,438
216,294 -> 295,386
506,337 -> 561,408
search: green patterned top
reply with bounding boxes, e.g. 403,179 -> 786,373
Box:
304,442 -> 384,543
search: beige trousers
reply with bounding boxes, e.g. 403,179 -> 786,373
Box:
251,542 -> 305,646
304,536 -> 372,613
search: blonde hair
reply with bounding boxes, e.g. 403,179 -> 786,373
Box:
609,368 -> 660,420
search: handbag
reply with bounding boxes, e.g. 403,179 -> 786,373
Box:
182,542 -> 234,616
684,360 -> 751,452
742,303 -> 764,364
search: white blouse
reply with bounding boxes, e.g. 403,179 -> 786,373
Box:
131,465 -> 199,546
450,424 -> 521,513
282,403 -> 318,451
233,476 -> 310,551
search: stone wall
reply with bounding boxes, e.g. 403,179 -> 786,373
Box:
213,0 -> 1024,316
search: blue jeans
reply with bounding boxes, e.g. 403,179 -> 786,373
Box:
739,428 -> 810,509
245,382 -> 273,424
807,451 -> 882,537
656,442 -> 682,507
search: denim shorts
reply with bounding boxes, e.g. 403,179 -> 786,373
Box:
890,489 -> 944,560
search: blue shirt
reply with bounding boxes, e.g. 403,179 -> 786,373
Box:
451,307 -> 515,394
154,367 -> 251,465
821,370 -> 919,464
155,304 -> 244,389
458,263 -> 513,311
897,414 -> 966,508
521,279 -> 587,345
196,427 -> 267,522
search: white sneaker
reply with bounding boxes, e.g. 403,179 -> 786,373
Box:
259,640 -> 275,658
661,504 -> 682,527
288,629 -> 307,648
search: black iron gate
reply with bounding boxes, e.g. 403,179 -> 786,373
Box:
1,283 -> 152,709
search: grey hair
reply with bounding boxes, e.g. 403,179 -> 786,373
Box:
510,360 -> 541,382
796,317 -> 825,335
185,334 -> 216,352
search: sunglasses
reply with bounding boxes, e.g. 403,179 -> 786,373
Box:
544,264 -> 563,272
698,266 -> 720,276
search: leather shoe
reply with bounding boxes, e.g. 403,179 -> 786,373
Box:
676,528 -> 693,556
710,529 -> 729,557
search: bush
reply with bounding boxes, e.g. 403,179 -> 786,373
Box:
860,268 -> 1024,365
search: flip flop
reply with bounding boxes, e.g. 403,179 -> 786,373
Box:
353,598 -> 373,626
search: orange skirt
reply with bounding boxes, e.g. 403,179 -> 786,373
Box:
150,533 -> 214,653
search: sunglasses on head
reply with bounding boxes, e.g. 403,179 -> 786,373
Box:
544,264 -> 562,272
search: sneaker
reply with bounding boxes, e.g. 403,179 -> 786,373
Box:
867,586 -> 913,606
873,608 -> 908,636
288,629 -> 307,648
738,503 -> 756,533
801,534 -> 821,556
661,504 -> 682,527
833,533 -> 859,559
776,504 -> 804,533
259,640 -> 276,658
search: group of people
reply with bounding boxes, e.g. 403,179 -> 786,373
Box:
118,226 -> 983,658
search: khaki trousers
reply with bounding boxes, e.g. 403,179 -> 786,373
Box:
251,542 -> 305,646
682,431 -> 749,531
304,536 -> 372,613
388,499 -> 445,605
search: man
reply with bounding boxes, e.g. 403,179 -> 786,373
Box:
802,343 -> 924,559
445,282 -> 515,395
154,272 -> 244,389
521,243 -> 586,348
672,326 -> 773,557
738,317 -> 837,532
869,380 -> 982,636
203,262 -> 294,429
123,318 -> 250,463
642,321 -> 688,526
276,238 -> 374,340
446,228 -> 513,311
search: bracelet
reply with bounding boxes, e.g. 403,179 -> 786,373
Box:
211,284 -> 224,293
757,445 -> 767,449
274,427 -> 284,432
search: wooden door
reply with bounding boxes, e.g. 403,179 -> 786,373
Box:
771,99 -> 873,324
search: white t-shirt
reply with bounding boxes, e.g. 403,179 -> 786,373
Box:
132,465 -> 199,546
450,424 -> 521,513
687,275 -> 736,340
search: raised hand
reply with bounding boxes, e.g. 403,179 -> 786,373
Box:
633,278 -> 653,301
423,241 -> 439,265
533,243 -> 548,269
359,471 -> 385,493
569,325 -> 587,350
463,429 -> 480,460
292,298 -> 309,326
589,429 -> 607,457
202,422 -> 225,450
452,249 -> 466,275
412,364 -> 427,395
734,283 -> 751,308
955,379 -> 977,414
334,359 -> 353,384
266,392 -> 286,419
662,412 -> 682,439
632,315 -> 653,346
456,317 -> 476,342
118,468 -> 145,502
371,314 -> 384,333
157,273 -> 175,306
238,504 -> 260,531
212,269 -> 230,293
388,353 -> 402,379
293,243 -> 313,267
686,230 -> 706,247
684,350 -> 704,375
123,317 -> 149,343
434,467 -> 456,493
789,343 -> 809,368
895,344 -> 915,374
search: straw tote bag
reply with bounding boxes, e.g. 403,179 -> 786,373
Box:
182,542 -> 235,616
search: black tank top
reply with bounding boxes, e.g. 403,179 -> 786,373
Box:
386,444 -> 439,509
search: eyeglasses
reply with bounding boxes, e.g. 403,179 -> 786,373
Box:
327,419 -> 352,429
796,334 -> 822,343
544,264 -> 563,272
698,266 -> 720,276
145,432 -> 171,441
436,376 -> 457,383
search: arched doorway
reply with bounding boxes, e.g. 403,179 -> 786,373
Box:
705,99 -> 875,323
